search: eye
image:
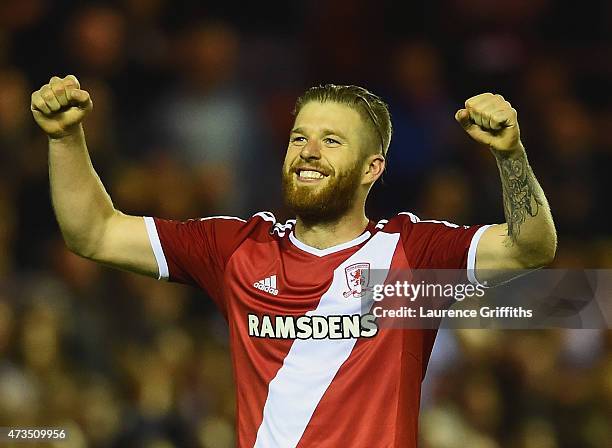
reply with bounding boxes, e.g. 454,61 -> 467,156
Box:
290,136 -> 307,144
323,137 -> 341,145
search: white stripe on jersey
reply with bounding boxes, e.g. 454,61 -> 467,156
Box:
254,211 -> 277,223
254,231 -> 400,448
467,224 -> 493,286
144,216 -> 169,280
398,212 -> 464,229
199,215 -> 246,222
398,211 -> 420,223
375,219 -> 389,230
272,219 -> 295,237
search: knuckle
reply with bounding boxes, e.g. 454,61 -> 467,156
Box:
465,95 -> 479,105
64,74 -> 79,86
41,90 -> 54,101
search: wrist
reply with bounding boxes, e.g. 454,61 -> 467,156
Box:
491,142 -> 526,160
48,124 -> 84,143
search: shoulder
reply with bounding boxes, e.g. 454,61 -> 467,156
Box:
374,212 -> 468,234
191,211 -> 294,240
153,211 -> 293,244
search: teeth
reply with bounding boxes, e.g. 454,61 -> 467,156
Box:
299,170 -> 324,179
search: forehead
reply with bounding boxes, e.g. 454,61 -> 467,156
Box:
293,101 -> 366,135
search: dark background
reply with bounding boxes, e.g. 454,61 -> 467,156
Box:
0,0 -> 610,447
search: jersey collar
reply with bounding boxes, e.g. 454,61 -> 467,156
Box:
288,229 -> 372,257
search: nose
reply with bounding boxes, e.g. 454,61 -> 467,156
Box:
299,139 -> 321,160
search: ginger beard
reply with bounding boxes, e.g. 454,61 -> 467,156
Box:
281,159 -> 364,224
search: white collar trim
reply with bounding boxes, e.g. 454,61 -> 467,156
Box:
288,230 -> 371,257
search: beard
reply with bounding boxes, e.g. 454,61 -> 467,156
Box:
282,161 -> 363,224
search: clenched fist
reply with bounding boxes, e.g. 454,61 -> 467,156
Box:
455,93 -> 521,152
31,75 -> 93,139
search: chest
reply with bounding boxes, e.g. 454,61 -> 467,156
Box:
224,233 -> 401,317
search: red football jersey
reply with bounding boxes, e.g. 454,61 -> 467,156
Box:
144,212 -> 490,448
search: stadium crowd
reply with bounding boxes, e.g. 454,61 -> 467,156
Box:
0,0 -> 610,446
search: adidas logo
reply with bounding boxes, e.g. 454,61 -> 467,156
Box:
253,275 -> 279,296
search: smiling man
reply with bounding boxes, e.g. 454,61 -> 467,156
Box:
32,78 -> 556,447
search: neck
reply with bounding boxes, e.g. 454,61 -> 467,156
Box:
293,206 -> 369,250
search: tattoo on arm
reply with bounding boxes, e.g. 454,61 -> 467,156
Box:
496,151 -> 542,245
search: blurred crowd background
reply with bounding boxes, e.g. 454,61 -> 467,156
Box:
0,0 -> 610,447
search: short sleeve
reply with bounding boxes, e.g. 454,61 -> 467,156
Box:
399,213 -> 491,275
144,215 -> 247,306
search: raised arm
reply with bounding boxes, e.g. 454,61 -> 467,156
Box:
31,75 -> 158,277
455,93 -> 557,284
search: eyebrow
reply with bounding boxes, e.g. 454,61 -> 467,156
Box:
290,127 -> 348,140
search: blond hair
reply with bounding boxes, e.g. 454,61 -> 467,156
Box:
294,84 -> 392,157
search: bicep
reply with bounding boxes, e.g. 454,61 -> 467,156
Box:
475,223 -> 526,284
91,212 -> 159,278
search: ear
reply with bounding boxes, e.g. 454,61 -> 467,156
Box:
362,154 -> 386,185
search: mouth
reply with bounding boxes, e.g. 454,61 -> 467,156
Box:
293,167 -> 330,183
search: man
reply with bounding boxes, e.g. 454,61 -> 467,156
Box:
31,76 -> 556,447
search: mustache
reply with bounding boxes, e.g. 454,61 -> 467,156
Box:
289,163 -> 332,176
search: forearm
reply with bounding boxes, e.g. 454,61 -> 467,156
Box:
49,125 -> 117,257
493,144 -> 557,266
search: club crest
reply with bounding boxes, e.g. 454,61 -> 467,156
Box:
343,262 -> 371,298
